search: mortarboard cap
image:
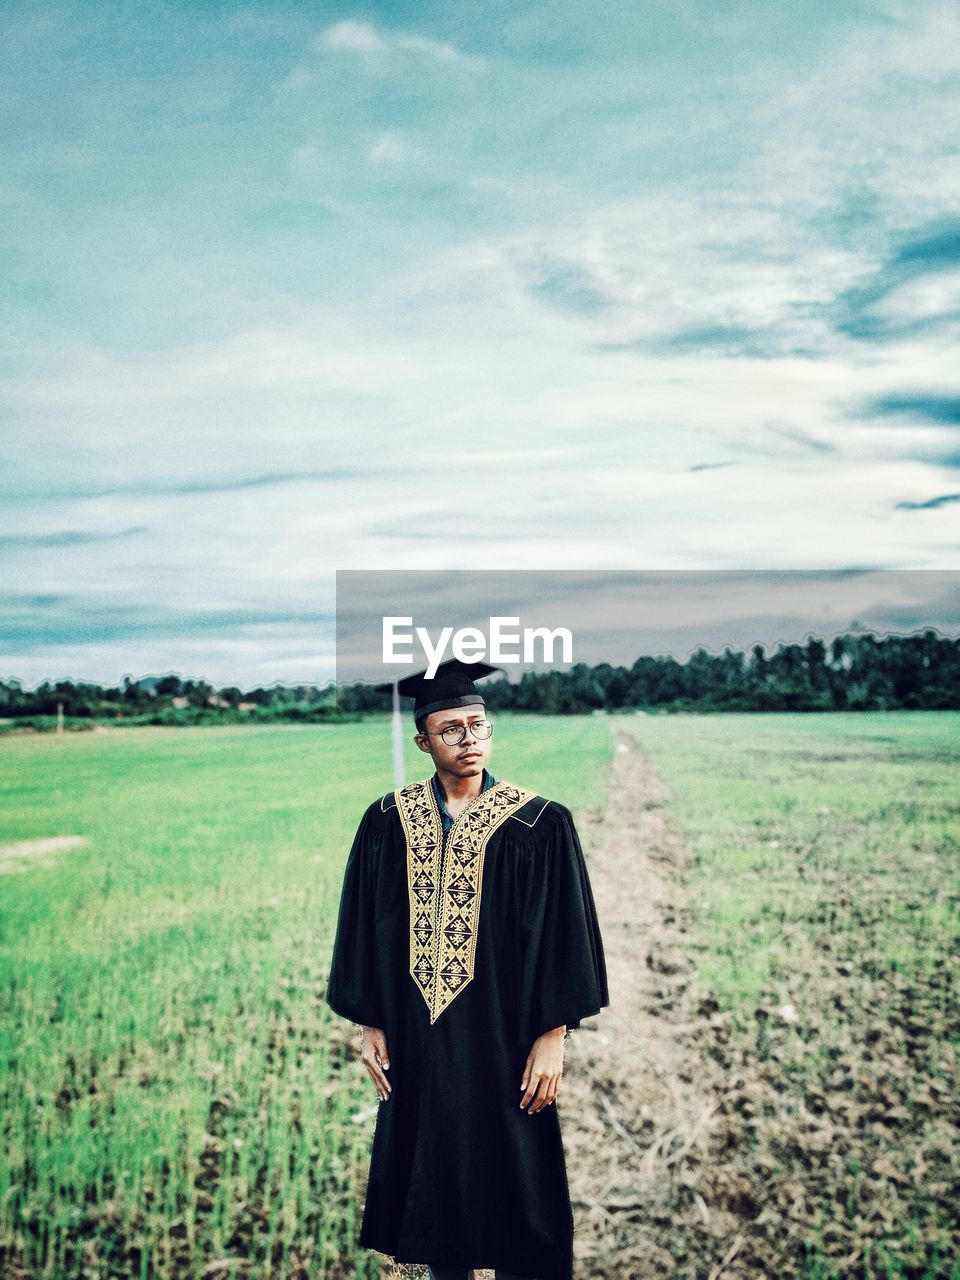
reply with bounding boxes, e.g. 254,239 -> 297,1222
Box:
379,658 -> 498,727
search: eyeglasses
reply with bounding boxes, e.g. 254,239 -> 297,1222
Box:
421,719 -> 494,746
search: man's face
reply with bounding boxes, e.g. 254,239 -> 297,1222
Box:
414,703 -> 492,778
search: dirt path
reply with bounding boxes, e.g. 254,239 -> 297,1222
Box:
384,734 -> 741,1280
552,729 -> 737,1279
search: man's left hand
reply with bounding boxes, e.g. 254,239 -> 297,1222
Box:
519,1027 -> 565,1114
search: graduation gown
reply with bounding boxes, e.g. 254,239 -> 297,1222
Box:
326,774 -> 609,1280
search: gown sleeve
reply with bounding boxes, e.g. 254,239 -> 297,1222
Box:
518,804 -> 609,1045
325,802 -> 387,1028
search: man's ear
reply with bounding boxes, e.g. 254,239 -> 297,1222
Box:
414,732 -> 431,754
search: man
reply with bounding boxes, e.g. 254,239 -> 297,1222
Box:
326,658 -> 609,1280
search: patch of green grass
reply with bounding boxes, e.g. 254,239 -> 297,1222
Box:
620,711 -> 960,1016
619,710 -> 959,1276
0,716 -> 612,1278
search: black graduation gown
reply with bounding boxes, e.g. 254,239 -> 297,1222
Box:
325,776 -> 609,1280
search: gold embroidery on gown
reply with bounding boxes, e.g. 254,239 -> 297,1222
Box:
395,778 -> 536,1023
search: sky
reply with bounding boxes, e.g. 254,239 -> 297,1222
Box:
2,0 -> 959,688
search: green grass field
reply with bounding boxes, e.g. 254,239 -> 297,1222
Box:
621,711 -> 959,1017
0,715 -> 613,1279
2,712 -> 957,1278
621,710 -> 960,1280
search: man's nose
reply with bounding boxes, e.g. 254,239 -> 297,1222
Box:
460,724 -> 478,743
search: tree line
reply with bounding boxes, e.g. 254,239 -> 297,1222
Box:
3,630 -> 956,730
340,631 -> 958,715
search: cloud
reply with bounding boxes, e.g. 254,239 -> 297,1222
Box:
0,601 -> 337,650
894,492 -> 960,510
319,20 -> 384,53
835,220 -> 960,341
318,20 -> 476,66
495,201 -> 866,359
1,327 -> 429,413
845,391 -> 960,468
768,427 -> 839,456
596,324 -> 817,360
1,593 -> 70,608
367,131 -> 425,167
741,5 -> 960,228
0,526 -> 148,549
1,469 -> 385,504
523,256 -> 615,317
894,223 -> 960,270
860,393 -> 960,425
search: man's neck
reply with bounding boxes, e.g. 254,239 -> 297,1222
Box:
436,767 -> 485,806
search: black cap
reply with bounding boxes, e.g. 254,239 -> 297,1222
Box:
378,658 -> 498,728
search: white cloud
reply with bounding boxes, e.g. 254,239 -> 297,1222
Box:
392,32 -> 467,64
317,19 -> 477,66
367,131 -> 425,167
320,19 -> 384,53
2,326 -> 431,414
870,272 -> 960,326
460,197 -> 869,359
741,3 -> 960,233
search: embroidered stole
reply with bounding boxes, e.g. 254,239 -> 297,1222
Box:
395,778 -> 537,1024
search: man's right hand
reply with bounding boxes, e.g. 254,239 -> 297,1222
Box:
361,1026 -> 392,1101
